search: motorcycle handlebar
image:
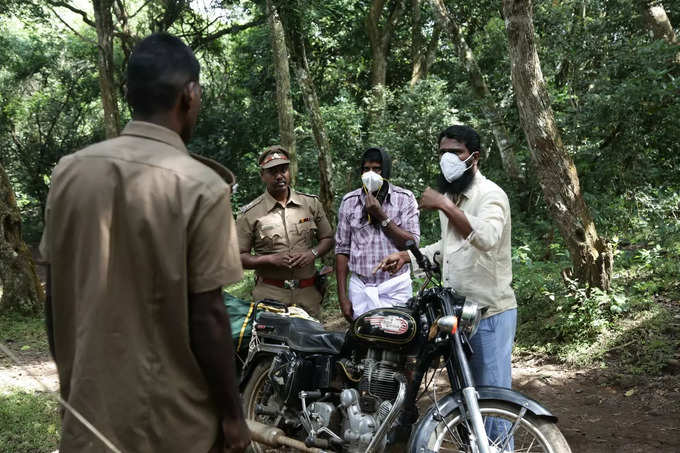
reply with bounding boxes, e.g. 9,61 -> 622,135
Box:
405,240 -> 426,268
405,239 -> 439,275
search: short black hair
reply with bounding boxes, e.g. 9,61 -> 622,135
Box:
438,125 -> 481,154
360,147 -> 392,179
361,148 -> 383,165
126,33 -> 200,116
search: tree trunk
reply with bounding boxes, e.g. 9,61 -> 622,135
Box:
640,1 -> 678,43
366,0 -> 404,88
266,0 -> 298,186
273,0 -> 335,225
639,1 -> 680,63
0,163 -> 44,314
294,62 -> 335,225
410,0 -> 441,86
432,0 -> 522,180
92,0 -> 120,139
503,0 -> 612,289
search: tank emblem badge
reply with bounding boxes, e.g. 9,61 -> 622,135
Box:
366,315 -> 408,335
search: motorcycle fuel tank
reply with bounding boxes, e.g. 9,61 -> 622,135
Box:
352,308 -> 417,347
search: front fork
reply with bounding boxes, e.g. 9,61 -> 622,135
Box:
445,331 -> 490,453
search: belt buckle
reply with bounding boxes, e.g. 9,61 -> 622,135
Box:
284,279 -> 298,290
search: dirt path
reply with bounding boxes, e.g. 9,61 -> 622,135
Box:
0,360 -> 58,394
512,358 -> 680,452
2,348 -> 678,452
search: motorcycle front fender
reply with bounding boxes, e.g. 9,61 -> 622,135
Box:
408,386 -> 557,452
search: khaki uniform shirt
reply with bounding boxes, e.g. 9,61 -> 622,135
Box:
236,189 -> 333,280
410,172 -> 517,318
236,189 -> 332,317
39,121 -> 243,453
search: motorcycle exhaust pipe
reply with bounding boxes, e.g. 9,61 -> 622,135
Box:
247,419 -> 328,453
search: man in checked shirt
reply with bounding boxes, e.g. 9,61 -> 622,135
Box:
335,148 -> 420,322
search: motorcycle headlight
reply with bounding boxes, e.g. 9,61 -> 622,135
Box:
459,299 -> 482,337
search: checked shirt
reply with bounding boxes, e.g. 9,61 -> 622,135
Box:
335,184 -> 420,285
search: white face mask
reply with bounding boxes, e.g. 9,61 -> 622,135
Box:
440,152 -> 474,182
361,170 -> 384,193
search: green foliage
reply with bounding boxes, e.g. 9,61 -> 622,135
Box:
0,312 -> 49,366
0,0 -> 678,379
514,184 -> 680,374
0,21 -> 103,241
225,270 -> 257,301
0,390 -> 60,452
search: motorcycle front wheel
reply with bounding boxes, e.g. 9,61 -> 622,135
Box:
421,400 -> 571,453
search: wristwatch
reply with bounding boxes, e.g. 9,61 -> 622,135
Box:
311,248 -> 319,257
380,217 -> 392,228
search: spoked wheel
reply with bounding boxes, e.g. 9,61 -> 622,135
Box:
242,361 -> 278,453
424,400 -> 571,453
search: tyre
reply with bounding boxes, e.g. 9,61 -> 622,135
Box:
242,361 -> 273,453
420,400 -> 571,453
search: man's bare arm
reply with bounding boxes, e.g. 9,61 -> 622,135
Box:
364,193 -> 415,249
240,251 -> 290,269
189,288 -> 250,452
380,221 -> 415,250
315,236 -> 334,257
420,187 -> 472,238
335,253 -> 353,322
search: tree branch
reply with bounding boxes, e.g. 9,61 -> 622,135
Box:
45,0 -> 96,27
382,0 -> 405,51
48,6 -> 99,47
191,16 -> 266,50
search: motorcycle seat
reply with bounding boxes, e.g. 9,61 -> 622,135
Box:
255,311 -> 346,354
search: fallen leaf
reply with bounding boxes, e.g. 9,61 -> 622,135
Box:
625,389 -> 636,397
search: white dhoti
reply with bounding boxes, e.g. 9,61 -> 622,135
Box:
348,271 -> 413,319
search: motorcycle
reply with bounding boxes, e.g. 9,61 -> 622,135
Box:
240,241 -> 571,453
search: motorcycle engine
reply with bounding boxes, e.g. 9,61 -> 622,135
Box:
358,349 -> 403,412
335,349 -> 404,451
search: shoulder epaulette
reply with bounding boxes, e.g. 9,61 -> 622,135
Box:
295,190 -> 320,199
341,189 -> 362,202
391,185 -> 414,196
239,195 -> 264,215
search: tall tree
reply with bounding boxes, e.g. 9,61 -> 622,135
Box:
366,0 -> 405,88
92,0 -> 121,138
266,0 -> 298,186
0,163 -> 44,314
639,1 -> 680,63
432,0 -> 522,180
410,0 -> 441,86
640,1 -> 678,44
503,0 -> 612,289
274,0 -> 335,223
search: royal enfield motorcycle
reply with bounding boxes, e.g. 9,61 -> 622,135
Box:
240,242 -> 571,453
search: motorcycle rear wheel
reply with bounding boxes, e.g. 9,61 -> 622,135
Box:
421,400 -> 571,453
242,361 -> 273,453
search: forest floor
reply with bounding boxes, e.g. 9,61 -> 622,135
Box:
349,317 -> 680,452
2,259 -> 679,452
2,340 -> 679,452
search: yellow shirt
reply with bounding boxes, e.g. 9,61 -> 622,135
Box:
40,121 -> 243,453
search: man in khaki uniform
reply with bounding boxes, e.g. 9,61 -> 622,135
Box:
40,34 -> 249,453
237,146 -> 334,318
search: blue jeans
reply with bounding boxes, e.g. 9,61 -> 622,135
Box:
467,308 -> 517,449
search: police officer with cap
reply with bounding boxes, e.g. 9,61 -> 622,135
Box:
236,146 -> 334,318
